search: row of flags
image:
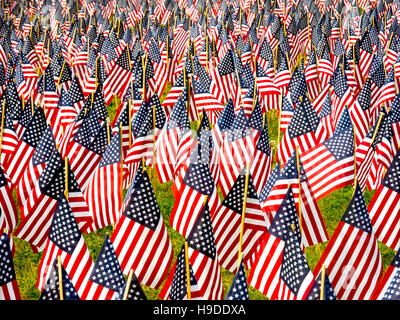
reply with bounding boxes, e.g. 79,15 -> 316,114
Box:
1,0 -> 400,301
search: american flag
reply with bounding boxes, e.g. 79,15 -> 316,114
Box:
250,120 -> 272,196
80,234 -> 126,300
270,226 -> 315,300
164,202 -> 224,300
161,70 -> 188,116
305,49 -> 321,101
217,107 -> 257,198
39,258 -> 80,300
306,267 -> 337,300
114,270 -> 147,300
313,182 -> 382,300
64,110 -> 108,191
103,45 -> 132,105
255,62 -> 281,112
300,107 -> 355,201
248,186 -> 302,299
15,125 -> 56,210
170,140 -> 220,238
277,95 -> 319,166
14,150 -> 93,252
123,102 -> 152,179
225,257 -> 250,300
0,165 -> 18,242
211,48 -> 236,104
368,147 -> 400,251
0,232 -> 20,300
147,38 -> 168,99
372,248 -> 400,300
58,87 -> 78,129
67,75 -> 86,113
355,109 -> 387,192
192,78 -> 224,125
211,166 -> 269,272
0,107 -> 19,162
155,89 -> 191,183
159,243 -> 203,300
84,128 -> 122,231
111,168 -> 173,289
3,107 -> 48,186
36,195 -> 94,297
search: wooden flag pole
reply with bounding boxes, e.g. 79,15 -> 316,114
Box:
296,146 -> 302,237
153,101 -> 157,193
128,99 -> 132,148
237,251 -> 243,273
0,100 -> 6,160
238,162 -> 251,265
107,117 -> 111,145
320,264 -> 326,300
184,241 -> 191,300
57,256 -> 64,300
120,123 -> 124,201
56,59 -> 66,89
123,269 -> 134,300
142,54 -> 148,102
64,157 -> 68,200
370,112 -> 385,146
353,124 -> 357,191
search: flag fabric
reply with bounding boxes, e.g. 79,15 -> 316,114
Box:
270,226 -> 315,300
313,183 -> 383,300
159,243 -> 203,300
225,257 -> 250,300
39,258 -> 80,300
372,248 -> 400,300
14,150 -> 92,252
36,195 -> 94,297
80,234 -> 126,300
248,187 -> 302,299
306,268 -> 337,300
300,107 -> 355,201
368,147 -> 400,251
211,167 -> 269,273
161,202 -> 224,300
111,168 -> 173,289
3,107 -> 48,186
114,270 -> 147,300
84,129 -> 122,232
0,233 -> 20,300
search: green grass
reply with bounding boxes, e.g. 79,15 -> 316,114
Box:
11,84 -> 395,300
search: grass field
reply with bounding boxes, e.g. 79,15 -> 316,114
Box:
11,84 -> 396,300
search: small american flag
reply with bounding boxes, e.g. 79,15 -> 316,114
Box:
159,243 -> 203,300
80,234 -> 126,300
39,258 -> 80,300
4,107 -> 47,186
0,232 -> 20,300
313,182 -> 382,300
270,226 -> 314,300
114,270 -> 147,300
306,267 -> 337,300
212,166 -> 269,272
277,95 -> 319,166
85,128 -> 122,231
372,249 -> 400,300
225,257 -> 250,300
111,168 -> 173,289
248,187 -> 302,299
36,196 -> 94,297
300,107 -> 355,201
368,146 -> 400,251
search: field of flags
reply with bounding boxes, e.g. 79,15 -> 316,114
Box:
2,0 -> 400,301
